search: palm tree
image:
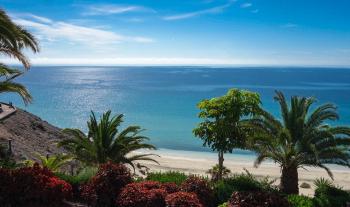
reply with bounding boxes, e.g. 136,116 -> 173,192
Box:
0,8 -> 39,104
247,91 -> 350,194
35,153 -> 73,172
0,64 -> 32,104
58,111 -> 158,169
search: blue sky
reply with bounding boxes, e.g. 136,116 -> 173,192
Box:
1,0 -> 350,66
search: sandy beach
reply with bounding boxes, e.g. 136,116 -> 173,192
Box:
137,149 -> 350,196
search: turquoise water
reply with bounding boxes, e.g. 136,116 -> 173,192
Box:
2,66 -> 350,153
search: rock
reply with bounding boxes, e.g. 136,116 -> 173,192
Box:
300,182 -> 311,189
0,108 -> 69,161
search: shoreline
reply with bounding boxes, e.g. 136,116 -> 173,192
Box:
136,148 -> 350,196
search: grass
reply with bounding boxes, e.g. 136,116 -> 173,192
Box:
146,171 -> 188,185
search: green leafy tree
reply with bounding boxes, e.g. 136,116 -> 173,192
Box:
0,8 -> 39,104
58,111 -> 158,169
193,89 -> 261,180
248,91 -> 350,194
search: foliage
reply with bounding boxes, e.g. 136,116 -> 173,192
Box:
213,171 -> 278,204
33,153 -> 73,172
193,89 -> 261,180
247,91 -> 350,194
146,171 -> 188,185
181,176 -> 214,207
313,178 -> 350,207
217,202 -> 228,207
165,192 -> 203,207
206,164 -> 231,181
0,9 -> 39,104
0,163 -> 72,206
55,166 -> 98,200
116,181 -> 168,207
0,143 -> 18,169
161,182 -> 180,194
228,191 -> 290,207
59,110 -> 158,168
287,195 -> 313,207
81,162 -> 132,206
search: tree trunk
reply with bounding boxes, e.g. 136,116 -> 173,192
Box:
218,151 -> 224,180
280,165 -> 299,194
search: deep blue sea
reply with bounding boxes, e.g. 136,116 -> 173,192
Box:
3,66 -> 350,153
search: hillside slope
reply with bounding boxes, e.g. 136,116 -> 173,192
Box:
0,109 -> 68,160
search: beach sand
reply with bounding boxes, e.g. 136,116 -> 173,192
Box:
136,149 -> 350,196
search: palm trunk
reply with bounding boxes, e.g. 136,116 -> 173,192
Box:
280,165 -> 299,194
218,151 -> 224,180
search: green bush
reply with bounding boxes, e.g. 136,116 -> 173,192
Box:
146,171 -> 188,185
213,171 -> 278,205
55,166 -> 98,185
217,202 -> 228,207
287,195 -> 313,207
55,166 -> 98,200
313,178 -> 350,207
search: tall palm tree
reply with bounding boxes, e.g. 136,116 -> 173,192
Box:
58,111 -> 158,169
0,8 -> 39,104
247,91 -> 350,194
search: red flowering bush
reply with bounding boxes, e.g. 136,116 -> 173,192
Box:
116,182 -> 167,207
181,176 -> 214,207
228,191 -> 290,207
162,182 -> 180,193
165,192 -> 203,207
80,162 -> 132,206
0,163 -> 72,206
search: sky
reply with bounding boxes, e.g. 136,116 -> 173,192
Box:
1,0 -> 350,66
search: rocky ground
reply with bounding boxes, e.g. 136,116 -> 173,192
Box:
0,108 -> 68,160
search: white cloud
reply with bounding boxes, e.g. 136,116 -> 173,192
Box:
281,23 -> 298,28
241,3 -> 252,8
13,14 -> 154,46
2,56 -> 349,67
163,0 -> 236,21
82,4 -> 155,16
251,9 -> 259,13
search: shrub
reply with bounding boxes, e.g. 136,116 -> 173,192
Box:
55,166 -> 98,200
165,192 -> 203,207
181,176 -> 214,207
228,191 -> 290,207
217,202 -> 228,207
314,178 -> 350,207
213,172 -> 278,205
162,182 -> 180,193
287,195 -> 313,207
116,181 -> 167,207
206,164 -> 231,181
146,171 -> 188,185
80,162 -> 132,206
0,163 -> 72,206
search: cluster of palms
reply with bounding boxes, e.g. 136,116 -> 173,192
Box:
195,89 -> 350,194
0,9 -> 39,104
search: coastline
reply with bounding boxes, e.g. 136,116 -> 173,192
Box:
136,148 -> 350,196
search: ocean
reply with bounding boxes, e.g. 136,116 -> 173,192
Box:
3,66 -> 350,154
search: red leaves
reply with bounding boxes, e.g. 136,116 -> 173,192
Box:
0,163 -> 72,206
181,176 -> 215,207
116,181 -> 169,207
80,162 -> 132,206
228,191 -> 290,207
165,192 -> 203,207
